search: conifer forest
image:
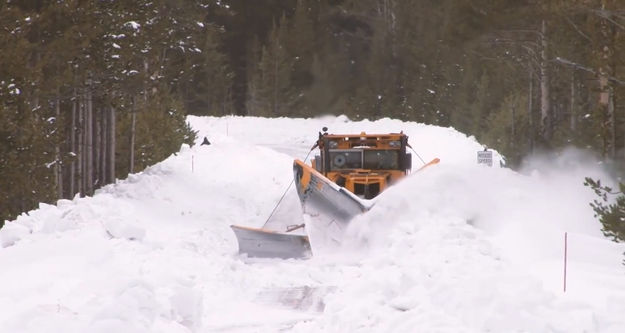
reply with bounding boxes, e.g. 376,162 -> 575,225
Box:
1,0 -> 624,226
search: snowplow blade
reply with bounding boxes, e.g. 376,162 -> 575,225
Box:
230,225 -> 312,259
293,160 -> 368,229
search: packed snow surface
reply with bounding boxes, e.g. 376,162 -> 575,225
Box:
1,115 -> 624,332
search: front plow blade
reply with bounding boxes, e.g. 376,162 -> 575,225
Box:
293,160 -> 368,227
231,225 -> 312,259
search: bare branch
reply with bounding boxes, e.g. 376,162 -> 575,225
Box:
593,9 -> 625,30
554,57 -> 625,85
564,15 -> 592,42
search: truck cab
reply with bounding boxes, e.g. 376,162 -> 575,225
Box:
311,131 -> 412,199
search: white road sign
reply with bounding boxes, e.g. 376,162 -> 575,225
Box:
477,150 -> 493,167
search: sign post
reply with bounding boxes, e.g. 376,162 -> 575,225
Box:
564,232 -> 568,292
477,149 -> 493,167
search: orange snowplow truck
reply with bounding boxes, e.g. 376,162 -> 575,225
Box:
305,130 -> 413,199
231,128 -> 439,259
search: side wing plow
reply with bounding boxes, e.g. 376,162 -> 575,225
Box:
230,225 -> 312,259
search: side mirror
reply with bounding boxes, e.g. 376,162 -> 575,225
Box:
405,153 -> 412,171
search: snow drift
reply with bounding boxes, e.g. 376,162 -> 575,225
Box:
0,115 -> 623,332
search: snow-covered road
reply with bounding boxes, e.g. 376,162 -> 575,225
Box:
1,115 -> 624,332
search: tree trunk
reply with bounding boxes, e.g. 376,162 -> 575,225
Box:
100,106 -> 106,185
608,86 -> 615,158
95,106 -> 101,188
528,66 -> 534,154
539,19 -> 551,143
570,70 -> 576,132
55,89 -> 63,199
107,104 -> 116,184
130,96 -> 136,174
70,88 -> 76,197
511,102 -> 516,154
273,56 -> 278,115
86,85 -> 94,195
598,1 -> 616,159
78,90 -> 84,197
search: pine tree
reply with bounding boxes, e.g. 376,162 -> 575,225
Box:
185,25 -> 234,116
0,0 -> 201,224
482,92 -> 530,166
0,3 -> 58,224
253,15 -> 297,117
286,0 -> 316,116
584,177 -> 625,265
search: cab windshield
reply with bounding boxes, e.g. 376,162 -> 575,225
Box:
364,150 -> 399,169
329,149 -> 399,170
